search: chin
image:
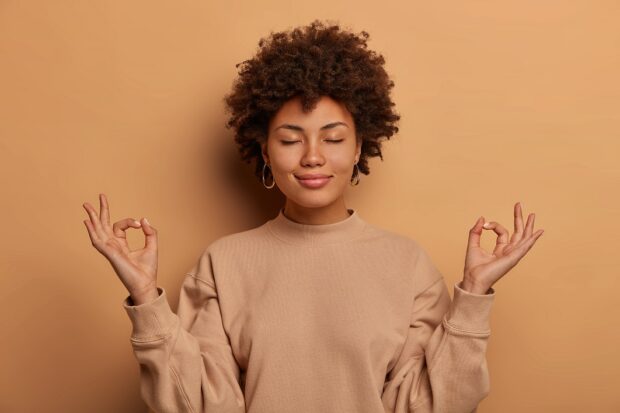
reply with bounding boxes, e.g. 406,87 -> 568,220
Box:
287,193 -> 338,209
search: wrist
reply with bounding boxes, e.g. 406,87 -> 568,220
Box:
460,278 -> 492,295
130,288 -> 160,306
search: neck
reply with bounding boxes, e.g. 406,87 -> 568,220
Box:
267,206 -> 367,246
282,199 -> 352,225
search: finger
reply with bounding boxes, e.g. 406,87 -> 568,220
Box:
524,212 -> 535,238
82,201 -> 103,234
100,193 -> 112,230
466,216 -> 485,250
483,220 -> 510,254
140,217 -> 158,250
510,228 -> 544,260
525,228 -> 544,247
83,219 -> 101,246
512,201 -> 524,243
113,218 -> 142,238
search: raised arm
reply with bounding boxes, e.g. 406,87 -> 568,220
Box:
382,202 -> 543,412
123,250 -> 246,413
381,245 -> 495,413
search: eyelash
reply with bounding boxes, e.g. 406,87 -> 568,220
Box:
281,139 -> 344,145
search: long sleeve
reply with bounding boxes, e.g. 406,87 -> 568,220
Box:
122,249 -> 246,413
381,245 -> 495,413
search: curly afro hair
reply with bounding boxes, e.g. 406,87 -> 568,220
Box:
222,19 -> 401,183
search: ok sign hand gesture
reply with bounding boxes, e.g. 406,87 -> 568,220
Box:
82,193 -> 160,304
462,202 -> 544,294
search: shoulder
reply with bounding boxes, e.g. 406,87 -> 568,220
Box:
186,221 -> 270,280
362,221 -> 427,255
363,222 -> 441,280
203,220 -> 271,256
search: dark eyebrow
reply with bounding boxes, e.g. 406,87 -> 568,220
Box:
273,121 -> 348,132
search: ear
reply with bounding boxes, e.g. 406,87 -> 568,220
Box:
355,137 -> 362,163
261,140 -> 270,164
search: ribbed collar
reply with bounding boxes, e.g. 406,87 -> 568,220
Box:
266,207 -> 368,245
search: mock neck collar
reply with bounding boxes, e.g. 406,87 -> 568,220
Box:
266,207 -> 368,245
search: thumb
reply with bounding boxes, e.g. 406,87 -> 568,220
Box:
140,217 -> 157,250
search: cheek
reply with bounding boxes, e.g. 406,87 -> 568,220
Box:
329,152 -> 355,172
269,148 -> 298,170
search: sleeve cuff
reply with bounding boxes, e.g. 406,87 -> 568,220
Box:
442,281 -> 496,336
122,287 -> 179,341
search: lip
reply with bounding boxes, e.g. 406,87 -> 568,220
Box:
295,173 -> 331,179
295,175 -> 332,189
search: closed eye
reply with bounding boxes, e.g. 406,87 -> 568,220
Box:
280,139 -> 344,145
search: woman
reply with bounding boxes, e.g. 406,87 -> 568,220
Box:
82,20 -> 543,413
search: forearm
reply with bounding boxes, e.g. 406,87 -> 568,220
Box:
123,287 -> 245,413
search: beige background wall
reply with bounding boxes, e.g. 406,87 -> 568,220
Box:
1,1 -> 618,412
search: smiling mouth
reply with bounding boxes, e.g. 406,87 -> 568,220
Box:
294,174 -> 332,179
295,175 -> 332,188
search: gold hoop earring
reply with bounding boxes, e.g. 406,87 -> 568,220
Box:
262,163 -> 275,189
350,163 -> 360,186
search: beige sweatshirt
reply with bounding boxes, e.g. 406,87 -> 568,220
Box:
122,208 -> 495,413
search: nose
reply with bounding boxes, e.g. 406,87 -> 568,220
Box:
300,141 -> 325,166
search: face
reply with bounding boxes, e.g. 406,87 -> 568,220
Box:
261,95 -> 361,209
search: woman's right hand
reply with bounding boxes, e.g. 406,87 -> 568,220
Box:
82,193 -> 160,305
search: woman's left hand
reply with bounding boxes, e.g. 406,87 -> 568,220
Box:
461,202 -> 544,294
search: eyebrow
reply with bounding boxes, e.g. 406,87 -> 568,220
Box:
273,121 -> 349,132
